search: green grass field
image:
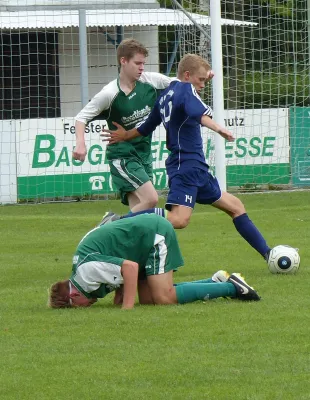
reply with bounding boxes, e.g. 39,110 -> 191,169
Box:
1,191 -> 310,400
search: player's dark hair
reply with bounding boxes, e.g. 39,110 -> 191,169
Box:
177,54 -> 211,77
116,38 -> 148,66
48,280 -> 71,308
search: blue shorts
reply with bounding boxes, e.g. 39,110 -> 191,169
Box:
166,168 -> 221,210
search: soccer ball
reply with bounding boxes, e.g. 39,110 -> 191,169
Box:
267,245 -> 300,274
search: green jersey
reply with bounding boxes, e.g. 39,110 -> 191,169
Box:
75,72 -> 171,163
70,214 -> 183,299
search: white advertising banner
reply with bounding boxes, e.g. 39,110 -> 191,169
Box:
16,108 -> 289,177
2,107 -> 290,201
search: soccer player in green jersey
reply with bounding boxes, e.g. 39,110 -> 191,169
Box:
73,38 -> 172,212
48,214 -> 260,309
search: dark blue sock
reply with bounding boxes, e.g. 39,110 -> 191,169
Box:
233,213 -> 270,257
121,208 -> 166,219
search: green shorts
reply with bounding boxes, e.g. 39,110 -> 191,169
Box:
109,159 -> 153,206
144,220 -> 184,277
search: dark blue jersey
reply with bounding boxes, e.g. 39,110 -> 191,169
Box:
137,80 -> 212,175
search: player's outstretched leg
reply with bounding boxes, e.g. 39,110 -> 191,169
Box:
175,280 -> 237,303
228,273 -> 261,301
233,213 -> 271,261
213,192 -> 271,261
174,270 -> 230,287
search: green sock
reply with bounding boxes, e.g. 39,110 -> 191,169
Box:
175,282 -> 237,304
174,278 -> 214,286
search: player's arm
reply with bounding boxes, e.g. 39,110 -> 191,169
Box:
201,115 -> 234,142
120,260 -> 139,309
101,100 -> 162,145
139,71 -> 172,89
113,286 -> 124,305
183,84 -> 234,142
101,122 -> 141,144
73,87 -> 111,161
74,120 -> 88,161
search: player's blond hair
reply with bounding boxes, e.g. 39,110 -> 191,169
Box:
177,54 -> 211,78
116,39 -> 149,66
48,280 -> 71,309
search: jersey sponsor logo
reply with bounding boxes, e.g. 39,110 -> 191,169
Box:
121,105 -> 151,126
185,195 -> 193,203
128,92 -> 137,100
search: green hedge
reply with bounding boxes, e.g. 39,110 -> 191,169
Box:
224,71 -> 310,109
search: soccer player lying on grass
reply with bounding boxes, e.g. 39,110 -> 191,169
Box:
48,214 -> 260,309
101,53 -> 272,263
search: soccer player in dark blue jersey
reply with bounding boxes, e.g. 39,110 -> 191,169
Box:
102,54 -> 271,262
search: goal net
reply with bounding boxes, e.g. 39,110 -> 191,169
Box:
0,0 -> 309,203
172,0 -> 310,192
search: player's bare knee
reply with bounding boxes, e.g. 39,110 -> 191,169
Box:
175,216 -> 190,229
152,288 -> 176,305
149,195 -> 158,208
229,196 -> 246,218
139,298 -> 155,305
234,203 -> 246,217
155,297 -> 175,305
144,192 -> 158,208
168,212 -> 190,229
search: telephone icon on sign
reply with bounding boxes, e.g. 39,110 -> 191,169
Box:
89,176 -> 105,190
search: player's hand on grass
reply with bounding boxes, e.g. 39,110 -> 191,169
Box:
113,286 -> 124,306
101,122 -> 127,144
73,142 -> 87,161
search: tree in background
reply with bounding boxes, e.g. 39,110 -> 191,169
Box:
157,0 -> 309,108
222,0 -> 309,108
